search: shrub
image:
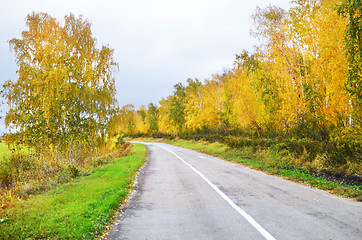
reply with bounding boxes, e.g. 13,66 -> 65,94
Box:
67,165 -> 80,178
0,158 -> 15,189
115,135 -> 125,148
0,152 -> 33,189
287,117 -> 330,141
223,134 -> 361,174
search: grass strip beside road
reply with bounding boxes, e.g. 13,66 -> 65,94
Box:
161,139 -> 362,201
0,143 -> 147,239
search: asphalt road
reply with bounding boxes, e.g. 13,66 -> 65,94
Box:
107,142 -> 362,240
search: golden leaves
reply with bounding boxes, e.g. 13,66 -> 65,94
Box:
5,12 -> 118,162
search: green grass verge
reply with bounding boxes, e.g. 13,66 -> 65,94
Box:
161,139 -> 361,201
0,143 -> 147,239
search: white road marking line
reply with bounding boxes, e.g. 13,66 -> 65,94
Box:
160,145 -> 277,240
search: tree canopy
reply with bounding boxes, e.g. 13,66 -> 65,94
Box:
4,12 -> 118,163
338,0 -> 362,122
115,0 -> 356,135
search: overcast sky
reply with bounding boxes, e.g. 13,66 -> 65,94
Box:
0,0 -> 292,132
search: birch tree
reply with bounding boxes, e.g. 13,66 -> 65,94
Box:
4,12 -> 118,164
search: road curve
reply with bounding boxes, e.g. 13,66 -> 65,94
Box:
107,142 -> 361,240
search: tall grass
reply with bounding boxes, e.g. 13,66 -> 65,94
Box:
0,138 -> 130,210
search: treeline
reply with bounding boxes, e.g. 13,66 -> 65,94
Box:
115,0 -> 362,175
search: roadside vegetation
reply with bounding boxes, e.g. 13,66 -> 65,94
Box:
1,11 -> 149,240
1,12 -> 121,215
128,137 -> 361,200
0,143 -> 147,239
168,139 -> 361,201
117,0 -> 362,199
1,0 -> 361,237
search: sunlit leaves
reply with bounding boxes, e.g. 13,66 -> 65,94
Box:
4,12 -> 118,164
115,0 -> 358,139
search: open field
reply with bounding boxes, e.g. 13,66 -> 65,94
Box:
0,142 -> 11,160
0,143 -> 147,239
0,142 -> 33,161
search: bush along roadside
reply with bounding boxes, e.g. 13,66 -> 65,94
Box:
163,139 -> 362,201
223,135 -> 362,175
0,143 -> 147,239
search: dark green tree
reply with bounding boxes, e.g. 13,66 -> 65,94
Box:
169,83 -> 186,134
147,103 -> 159,135
339,0 -> 362,121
